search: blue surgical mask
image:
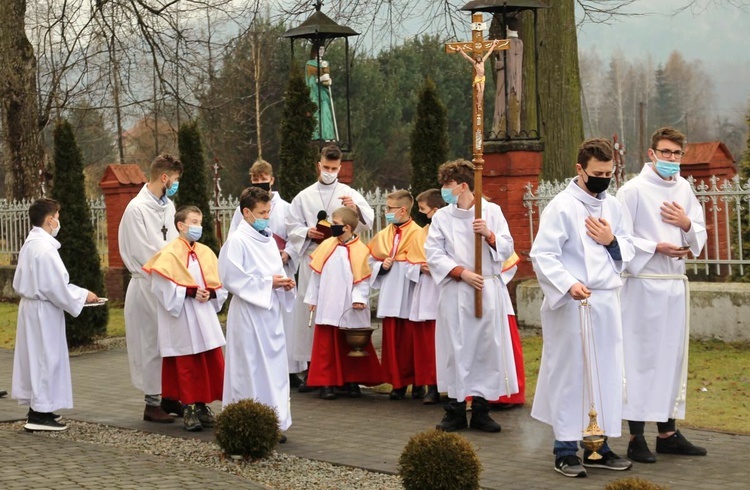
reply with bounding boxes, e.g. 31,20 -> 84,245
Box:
250,211 -> 270,232
166,180 -> 179,197
441,187 -> 459,205
385,213 -> 397,225
186,225 -> 202,242
654,159 -> 680,178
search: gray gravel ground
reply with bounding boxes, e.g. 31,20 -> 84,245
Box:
2,420 -> 403,489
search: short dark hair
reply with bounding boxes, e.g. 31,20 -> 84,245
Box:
651,127 -> 686,150
320,144 -> 342,162
174,205 -> 202,229
416,188 -> 446,209
150,153 -> 183,180
240,186 -> 272,214
332,206 -> 359,230
577,138 -> 613,169
29,198 -> 60,227
437,159 -> 475,191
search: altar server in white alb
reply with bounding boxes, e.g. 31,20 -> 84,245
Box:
220,187 -> 296,441
119,154 -> 183,423
285,145 -> 373,390
228,159 -> 305,387
616,127 -> 708,463
425,159 -> 518,434
12,199 -> 99,431
530,139 -> 635,478
143,206 -> 227,432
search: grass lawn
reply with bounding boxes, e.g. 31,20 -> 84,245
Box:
1,302 -> 748,434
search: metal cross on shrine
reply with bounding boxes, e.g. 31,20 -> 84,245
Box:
446,13 -> 509,318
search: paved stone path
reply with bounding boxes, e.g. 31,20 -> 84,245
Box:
1,347 -> 747,489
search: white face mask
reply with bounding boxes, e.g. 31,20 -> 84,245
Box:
51,217 -> 61,237
319,164 -> 339,185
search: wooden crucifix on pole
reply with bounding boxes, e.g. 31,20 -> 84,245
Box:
446,13 -> 509,318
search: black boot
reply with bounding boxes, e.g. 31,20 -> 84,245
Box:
469,397 -> 502,432
289,373 -> 303,389
436,399 -> 468,432
389,386 -> 407,400
423,385 -> 440,405
411,385 -> 426,399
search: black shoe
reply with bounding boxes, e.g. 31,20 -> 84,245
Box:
196,403 -> 216,428
297,380 -> 318,393
436,399 -> 468,432
183,404 -> 203,432
161,398 -> 184,417
347,383 -> 362,398
655,430 -> 707,456
320,386 -> 337,400
627,435 -> 656,463
469,397 -> 502,433
0,390 -> 8,398
289,373 -> 303,389
279,434 -> 287,444
411,385 -> 426,399
490,402 -> 523,411
389,387 -> 407,400
554,455 -> 587,478
25,411 -> 68,432
28,408 -> 62,422
582,450 -> 632,471
423,385 -> 440,405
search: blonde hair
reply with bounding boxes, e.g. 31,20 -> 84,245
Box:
387,189 -> 414,212
332,206 -> 359,230
249,159 -> 274,179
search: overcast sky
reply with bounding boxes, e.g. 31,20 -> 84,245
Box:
576,0 -> 750,119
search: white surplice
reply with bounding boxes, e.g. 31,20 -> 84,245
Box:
425,199 -> 518,402
150,254 -> 228,358
617,163 -> 707,421
11,228 -> 89,413
304,241 -> 371,329
228,192 -> 305,373
285,181 -> 374,362
119,184 -> 177,394
219,220 -> 295,431
530,179 -> 635,441
406,227 -> 440,322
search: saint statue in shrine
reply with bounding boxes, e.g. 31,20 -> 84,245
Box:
306,44 -> 338,141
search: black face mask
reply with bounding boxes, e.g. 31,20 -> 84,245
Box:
582,169 -> 611,194
331,224 -> 345,237
251,181 -> 271,192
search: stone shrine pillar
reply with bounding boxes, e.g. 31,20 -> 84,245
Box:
99,164 -> 147,302
482,140 -> 543,285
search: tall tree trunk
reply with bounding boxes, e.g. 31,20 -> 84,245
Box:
521,2 -> 584,181
0,0 -> 46,200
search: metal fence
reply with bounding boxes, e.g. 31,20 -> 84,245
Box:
0,189 -> 393,266
522,175 -> 750,278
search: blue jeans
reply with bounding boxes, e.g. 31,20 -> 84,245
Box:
553,438 -> 611,458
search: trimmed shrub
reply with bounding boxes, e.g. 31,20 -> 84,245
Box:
398,429 -> 482,490
215,399 -> 280,460
51,119 -> 108,347
606,477 -> 671,490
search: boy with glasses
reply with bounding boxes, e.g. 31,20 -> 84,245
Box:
616,127 -> 708,463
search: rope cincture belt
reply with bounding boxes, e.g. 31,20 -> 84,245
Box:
621,272 -> 690,418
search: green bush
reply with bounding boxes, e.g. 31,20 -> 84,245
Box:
605,477 -> 670,490
215,399 -> 280,460
398,429 -> 482,490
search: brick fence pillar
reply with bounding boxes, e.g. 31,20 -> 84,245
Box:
99,165 -> 148,302
482,140 -> 544,283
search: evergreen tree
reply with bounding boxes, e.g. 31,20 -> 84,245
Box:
175,121 -> 220,255
735,106 -> 750,281
278,67 -> 318,200
50,120 -> 108,347
410,77 -> 448,225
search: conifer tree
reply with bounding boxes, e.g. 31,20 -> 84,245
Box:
176,121 -> 220,254
278,68 -> 318,200
735,106 -> 750,281
410,77 -> 449,225
51,120 -> 108,347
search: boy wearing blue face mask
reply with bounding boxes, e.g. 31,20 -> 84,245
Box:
219,187 -> 297,442
616,127 -> 708,463
143,205 -> 227,432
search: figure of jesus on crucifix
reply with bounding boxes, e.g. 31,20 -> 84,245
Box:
450,39 -> 502,114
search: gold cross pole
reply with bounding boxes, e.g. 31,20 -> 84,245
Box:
446,13 -> 509,318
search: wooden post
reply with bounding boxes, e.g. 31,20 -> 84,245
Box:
446,14 -> 509,318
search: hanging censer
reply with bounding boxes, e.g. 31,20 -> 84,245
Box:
579,299 -> 606,460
